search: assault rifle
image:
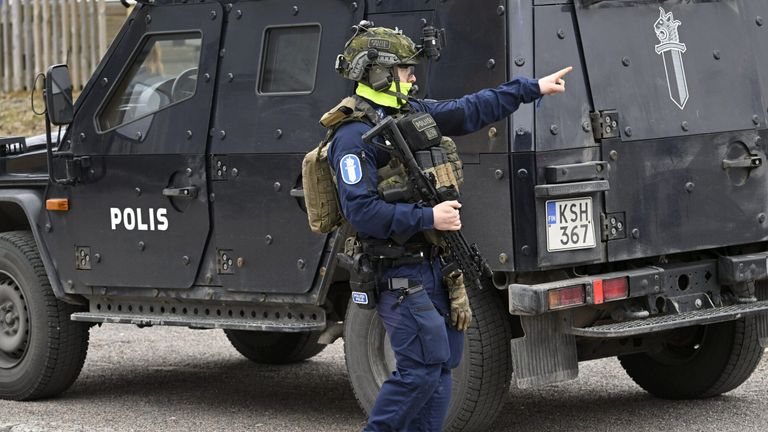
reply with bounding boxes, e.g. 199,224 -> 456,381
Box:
362,115 -> 493,291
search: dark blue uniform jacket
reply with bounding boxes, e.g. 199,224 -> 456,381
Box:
328,77 -> 541,241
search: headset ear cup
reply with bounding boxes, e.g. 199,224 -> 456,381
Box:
367,65 -> 393,91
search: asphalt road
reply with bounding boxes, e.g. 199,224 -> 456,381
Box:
1,325 -> 767,432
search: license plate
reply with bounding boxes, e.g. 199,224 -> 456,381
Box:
546,198 -> 596,252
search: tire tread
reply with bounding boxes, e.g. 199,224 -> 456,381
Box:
619,317 -> 763,399
0,231 -> 89,401
224,329 -> 325,364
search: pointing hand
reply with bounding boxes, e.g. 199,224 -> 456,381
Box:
538,66 -> 573,96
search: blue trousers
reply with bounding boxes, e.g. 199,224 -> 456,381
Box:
364,260 -> 465,432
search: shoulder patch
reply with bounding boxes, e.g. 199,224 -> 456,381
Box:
340,154 -> 363,185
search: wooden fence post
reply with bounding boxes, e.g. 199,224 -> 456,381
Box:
69,0 -> 79,89
23,0 -> 32,89
11,0 -> 22,91
60,0 -> 68,67
51,0 -> 59,65
88,0 -> 98,70
78,0 -> 88,87
1,2 -> 8,93
33,0 -> 41,77
42,0 -> 49,70
97,0 -> 106,57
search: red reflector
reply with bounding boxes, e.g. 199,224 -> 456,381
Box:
548,285 -> 586,310
603,277 -> 629,301
593,279 -> 604,304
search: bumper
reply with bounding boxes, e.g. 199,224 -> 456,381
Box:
508,251 -> 768,316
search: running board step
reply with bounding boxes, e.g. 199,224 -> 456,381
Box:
568,300 -> 768,338
71,312 -> 326,332
71,301 -> 327,332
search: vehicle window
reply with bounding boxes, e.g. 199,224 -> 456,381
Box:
258,25 -> 321,94
98,33 -> 202,132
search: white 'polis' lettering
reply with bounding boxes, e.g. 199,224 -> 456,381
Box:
110,208 -> 169,231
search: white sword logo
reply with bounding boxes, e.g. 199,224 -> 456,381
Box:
344,156 -> 359,183
654,7 -> 689,110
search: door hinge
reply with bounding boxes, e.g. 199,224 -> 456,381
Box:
590,111 -> 620,141
52,152 -> 90,185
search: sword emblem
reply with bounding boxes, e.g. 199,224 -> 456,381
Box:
654,7 -> 689,110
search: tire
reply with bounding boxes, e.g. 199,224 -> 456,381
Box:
224,330 -> 326,364
619,317 -> 764,399
344,286 -> 512,432
0,231 -> 89,401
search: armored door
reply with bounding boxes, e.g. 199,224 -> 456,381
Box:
207,0 -> 360,294
574,0 -> 768,261
42,2 -> 223,289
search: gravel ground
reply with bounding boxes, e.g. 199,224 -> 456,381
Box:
0,325 -> 766,432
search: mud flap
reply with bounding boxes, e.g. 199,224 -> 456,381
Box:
510,312 -> 578,388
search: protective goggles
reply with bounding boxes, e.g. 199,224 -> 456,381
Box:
397,65 -> 416,79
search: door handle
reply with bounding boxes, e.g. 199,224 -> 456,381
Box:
722,155 -> 763,170
162,186 -> 198,199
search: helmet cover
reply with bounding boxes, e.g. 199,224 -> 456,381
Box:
336,25 -> 419,84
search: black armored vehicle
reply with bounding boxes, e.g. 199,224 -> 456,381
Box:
1,0 -> 767,430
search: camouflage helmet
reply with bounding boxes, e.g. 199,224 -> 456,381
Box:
336,23 -> 419,87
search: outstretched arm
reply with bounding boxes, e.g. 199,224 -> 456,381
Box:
409,67 -> 573,136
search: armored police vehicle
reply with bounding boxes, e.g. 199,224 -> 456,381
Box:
1,0 -> 767,431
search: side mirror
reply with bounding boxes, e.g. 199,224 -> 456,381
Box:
45,64 -> 74,125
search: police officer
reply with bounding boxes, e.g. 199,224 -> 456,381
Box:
326,24 -> 570,431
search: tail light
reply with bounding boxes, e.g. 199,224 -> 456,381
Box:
603,277 -> 629,301
592,277 -> 629,304
548,285 -> 586,310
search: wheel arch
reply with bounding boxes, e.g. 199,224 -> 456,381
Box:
0,190 -> 83,305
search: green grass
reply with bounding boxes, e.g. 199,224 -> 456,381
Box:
0,91 -> 47,138
0,91 -> 82,138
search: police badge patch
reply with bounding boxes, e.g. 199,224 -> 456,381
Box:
340,154 -> 363,185
352,292 -> 369,305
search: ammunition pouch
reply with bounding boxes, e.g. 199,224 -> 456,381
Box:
376,136 -> 464,205
396,112 -> 442,151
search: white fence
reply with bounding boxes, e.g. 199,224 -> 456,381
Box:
0,0 -> 114,93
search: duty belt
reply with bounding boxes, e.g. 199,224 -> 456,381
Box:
363,241 -> 437,267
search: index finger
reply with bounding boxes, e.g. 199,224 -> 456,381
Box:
555,66 -> 573,78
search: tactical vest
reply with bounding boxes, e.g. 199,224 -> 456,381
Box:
302,95 -> 464,234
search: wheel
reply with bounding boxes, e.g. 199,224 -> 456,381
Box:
224,330 -> 326,364
0,231 -> 89,401
344,286 -> 512,432
619,317 -> 764,399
